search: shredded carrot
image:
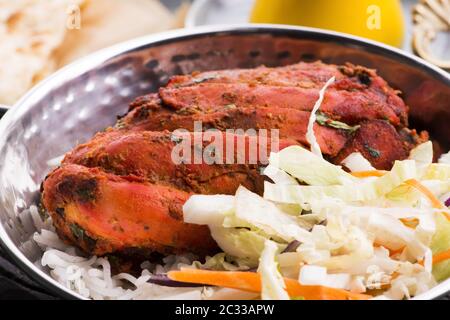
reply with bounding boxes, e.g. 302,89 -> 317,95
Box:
417,249 -> 450,266
388,247 -> 405,256
443,211 -> 450,221
432,249 -> 450,265
390,179 -> 450,267
374,243 -> 405,257
404,179 -> 450,222
404,179 -> 444,209
399,217 -> 419,229
351,170 -> 387,178
168,268 -> 371,300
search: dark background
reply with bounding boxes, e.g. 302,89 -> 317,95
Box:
0,246 -> 57,299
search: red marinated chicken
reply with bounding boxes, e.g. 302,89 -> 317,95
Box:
42,131 -> 295,256
118,62 -> 425,167
42,61 -> 428,260
43,164 -> 217,257
62,130 -> 296,195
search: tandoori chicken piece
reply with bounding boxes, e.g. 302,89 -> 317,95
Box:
62,130 -> 296,195
42,126 -> 423,258
333,120 -> 428,170
117,104 -> 350,157
116,61 -> 422,166
42,164 -> 218,256
159,61 -> 408,127
121,62 -> 409,131
41,61 -> 429,260
117,104 -> 424,170
43,131 -> 298,256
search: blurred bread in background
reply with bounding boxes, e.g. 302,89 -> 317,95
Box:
0,0 -> 186,105
54,0 -> 176,67
0,0 -> 84,105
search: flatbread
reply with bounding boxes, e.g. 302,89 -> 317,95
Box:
53,0 -> 175,67
0,0 -> 85,105
0,0 -> 180,105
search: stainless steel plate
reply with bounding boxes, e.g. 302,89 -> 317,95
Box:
0,25 -> 448,299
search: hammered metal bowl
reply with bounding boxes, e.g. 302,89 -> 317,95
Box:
0,25 -> 449,299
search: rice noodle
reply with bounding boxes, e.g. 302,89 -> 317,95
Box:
25,205 -> 253,300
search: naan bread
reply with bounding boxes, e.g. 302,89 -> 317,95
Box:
0,0 -> 179,105
54,0 -> 175,67
0,0 -> 85,105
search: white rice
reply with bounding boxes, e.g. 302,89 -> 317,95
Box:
24,205 -> 258,300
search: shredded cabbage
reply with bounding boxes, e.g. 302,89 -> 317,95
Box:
340,152 -> 374,172
299,265 -> 327,285
306,76 -> 335,158
387,180 -> 450,206
209,227 -> 269,266
192,252 -> 250,271
264,160 -> 417,205
183,194 -> 234,227
409,141 -> 433,167
299,265 -> 351,290
192,253 -> 252,271
423,164 -> 450,180
439,151 -> 450,164
430,213 -> 450,282
263,165 -> 298,185
182,141 -> 450,300
269,145 -> 356,186
234,186 -> 312,243
258,240 -> 290,300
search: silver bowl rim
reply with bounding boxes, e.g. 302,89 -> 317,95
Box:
0,23 -> 448,300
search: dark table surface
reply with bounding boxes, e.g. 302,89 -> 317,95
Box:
0,246 -> 58,299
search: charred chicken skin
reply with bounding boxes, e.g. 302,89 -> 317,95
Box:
42,61 -> 428,259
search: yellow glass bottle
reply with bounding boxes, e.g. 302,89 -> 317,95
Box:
250,0 -> 405,48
